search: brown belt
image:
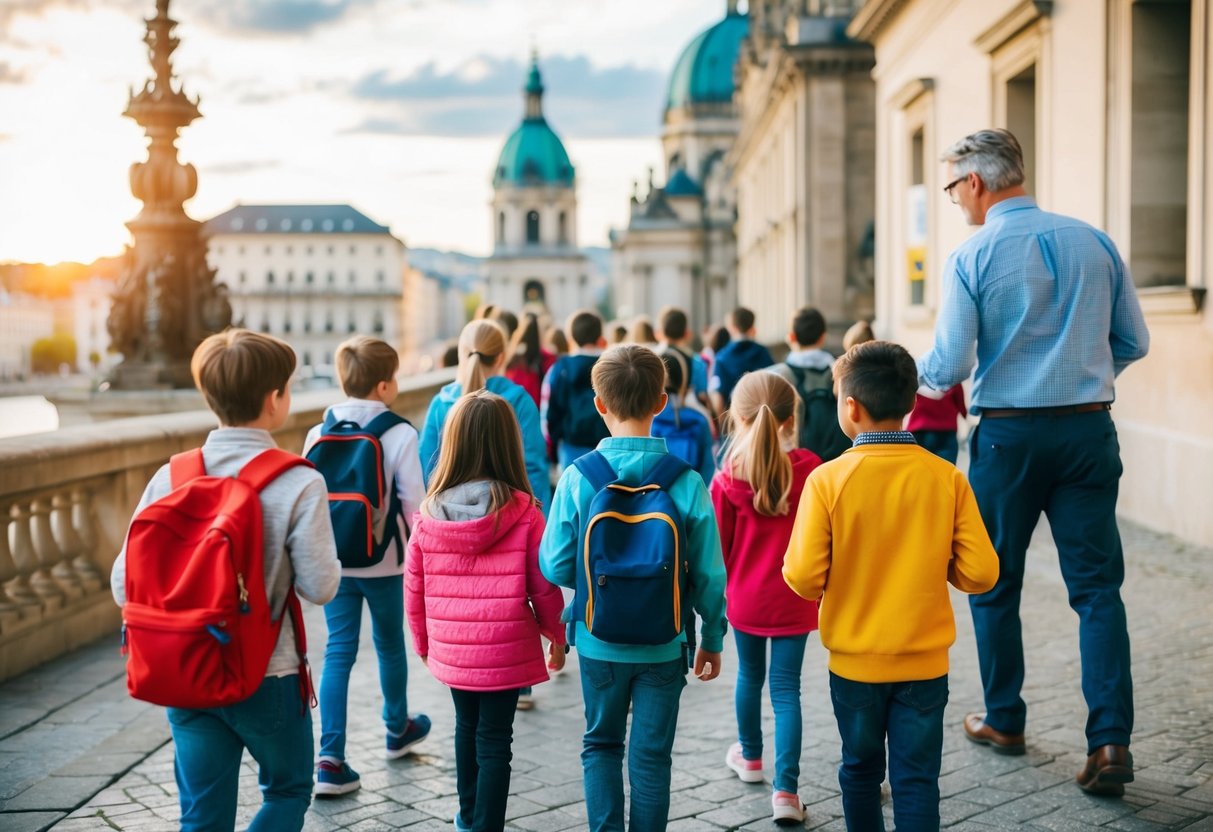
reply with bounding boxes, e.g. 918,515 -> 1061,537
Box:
981,402 -> 1111,419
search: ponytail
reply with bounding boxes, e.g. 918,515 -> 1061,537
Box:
456,319 -> 507,394
725,372 -> 797,516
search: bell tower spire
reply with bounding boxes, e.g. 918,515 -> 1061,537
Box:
524,50 -> 545,121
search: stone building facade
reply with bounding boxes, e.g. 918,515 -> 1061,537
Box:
730,0 -> 875,344
204,204 -> 405,372
850,0 -> 1213,546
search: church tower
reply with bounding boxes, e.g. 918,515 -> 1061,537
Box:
482,54 -> 590,324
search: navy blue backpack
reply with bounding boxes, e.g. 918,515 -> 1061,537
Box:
306,410 -> 410,569
571,452 -> 692,646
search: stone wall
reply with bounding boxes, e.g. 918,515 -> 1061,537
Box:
0,370 -> 451,682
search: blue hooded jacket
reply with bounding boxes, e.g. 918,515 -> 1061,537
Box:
419,375 -> 552,515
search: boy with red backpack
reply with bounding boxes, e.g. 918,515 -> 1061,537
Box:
303,336 -> 431,795
111,329 -> 340,832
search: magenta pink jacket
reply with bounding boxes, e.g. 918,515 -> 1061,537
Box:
405,490 -> 567,692
710,448 -> 822,637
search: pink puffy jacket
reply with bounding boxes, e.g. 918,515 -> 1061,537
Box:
405,490 -> 566,691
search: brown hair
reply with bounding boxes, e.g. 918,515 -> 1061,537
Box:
335,336 -> 399,398
456,319 -> 508,394
791,307 -> 827,347
507,313 -> 543,373
659,306 -> 689,342
729,306 -> 756,333
545,326 -> 569,355
423,390 -> 535,516
591,344 -> 666,421
833,340 -> 918,421
842,320 -> 875,352
725,372 -> 798,516
628,317 -> 657,345
567,309 -> 603,347
190,328 -> 296,426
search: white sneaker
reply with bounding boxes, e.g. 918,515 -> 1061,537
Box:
772,790 -> 806,825
725,743 -> 764,783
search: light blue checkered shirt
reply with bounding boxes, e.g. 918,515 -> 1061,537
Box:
917,197 -> 1149,414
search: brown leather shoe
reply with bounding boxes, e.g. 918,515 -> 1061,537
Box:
963,713 -> 1026,755
1077,744 -> 1134,797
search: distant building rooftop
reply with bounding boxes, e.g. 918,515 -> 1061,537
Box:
204,204 -> 393,236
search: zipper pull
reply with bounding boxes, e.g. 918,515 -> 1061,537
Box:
120,623 -> 128,655
237,573 -> 250,613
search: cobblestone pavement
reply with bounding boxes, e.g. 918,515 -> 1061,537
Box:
0,518 -> 1209,831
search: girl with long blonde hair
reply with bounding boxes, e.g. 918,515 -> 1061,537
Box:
709,371 -> 823,825
405,391 -> 566,832
419,318 -> 551,514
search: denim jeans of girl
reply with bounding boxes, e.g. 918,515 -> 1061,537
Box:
733,630 -> 809,793
451,687 -> 521,831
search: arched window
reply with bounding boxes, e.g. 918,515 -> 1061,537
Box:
497,211 -> 506,244
526,210 -> 540,245
558,211 -> 568,245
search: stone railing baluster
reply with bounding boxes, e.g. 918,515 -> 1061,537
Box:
69,488 -> 106,592
0,504 -> 25,631
9,503 -> 52,618
51,492 -> 91,595
33,496 -> 82,602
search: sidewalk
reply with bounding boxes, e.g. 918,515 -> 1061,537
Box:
1,517 -> 1210,831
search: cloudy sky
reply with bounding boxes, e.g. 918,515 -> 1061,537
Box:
0,0 -> 733,264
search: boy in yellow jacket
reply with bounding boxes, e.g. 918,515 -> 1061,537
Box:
783,340 -> 998,832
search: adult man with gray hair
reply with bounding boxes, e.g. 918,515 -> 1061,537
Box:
917,128 -> 1150,796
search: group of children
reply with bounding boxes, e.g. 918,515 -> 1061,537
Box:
112,301 -> 994,832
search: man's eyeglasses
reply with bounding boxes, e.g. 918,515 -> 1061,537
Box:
943,174 -> 967,204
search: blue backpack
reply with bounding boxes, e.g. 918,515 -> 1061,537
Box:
305,410 -> 410,569
553,355 -> 611,448
571,452 -> 692,646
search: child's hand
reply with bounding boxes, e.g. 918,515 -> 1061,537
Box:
693,649 -> 721,681
420,655 -> 428,668
547,641 -> 566,672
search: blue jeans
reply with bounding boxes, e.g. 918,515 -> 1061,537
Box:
911,430 -> 959,465
967,411 -> 1132,751
829,672 -> 948,832
733,630 -> 808,793
319,575 -> 409,761
167,674 -> 313,832
451,687 -> 521,832
580,656 -> 687,832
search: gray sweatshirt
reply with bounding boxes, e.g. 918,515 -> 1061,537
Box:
111,427 -> 341,676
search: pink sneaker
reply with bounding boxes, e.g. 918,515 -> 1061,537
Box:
772,790 -> 806,825
725,743 -> 764,783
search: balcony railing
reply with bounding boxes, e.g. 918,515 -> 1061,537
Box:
0,370 -> 452,682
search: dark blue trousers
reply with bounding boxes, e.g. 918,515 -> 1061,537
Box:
967,409 -> 1133,752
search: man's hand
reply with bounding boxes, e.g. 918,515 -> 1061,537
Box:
693,649 -> 722,681
547,641 -> 566,672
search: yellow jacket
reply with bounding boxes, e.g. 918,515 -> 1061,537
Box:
783,442 -> 998,683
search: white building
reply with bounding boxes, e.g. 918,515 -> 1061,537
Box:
72,276 -> 118,373
482,56 -> 592,324
204,204 -> 405,372
612,3 -> 748,328
0,291 -> 54,379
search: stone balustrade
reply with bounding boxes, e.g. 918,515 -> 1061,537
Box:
0,370 -> 451,682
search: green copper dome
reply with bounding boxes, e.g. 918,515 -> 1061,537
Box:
666,10 -> 748,113
493,56 -> 574,189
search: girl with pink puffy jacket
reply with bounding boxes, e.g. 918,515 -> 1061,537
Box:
405,390 -> 567,832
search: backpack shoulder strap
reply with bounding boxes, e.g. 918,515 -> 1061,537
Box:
238,449 -> 314,493
573,451 -> 617,491
645,454 -> 692,492
363,410 -> 409,438
169,448 -> 207,489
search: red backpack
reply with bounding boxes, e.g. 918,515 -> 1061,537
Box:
121,448 -> 314,710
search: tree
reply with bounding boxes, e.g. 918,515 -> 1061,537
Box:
30,334 -> 77,375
